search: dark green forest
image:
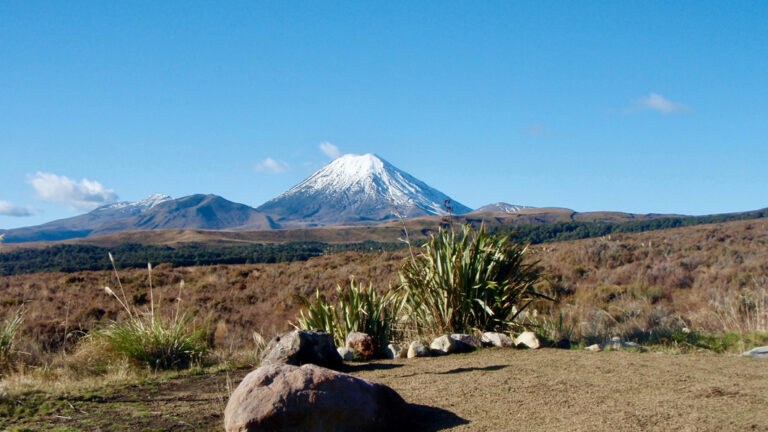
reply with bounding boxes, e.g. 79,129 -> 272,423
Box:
1,209 -> 765,275
0,242 -> 403,276
500,208 -> 768,244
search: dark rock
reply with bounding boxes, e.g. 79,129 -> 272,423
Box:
260,330 -> 344,370
450,334 -> 482,349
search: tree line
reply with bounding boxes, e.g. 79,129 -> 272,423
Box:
1,208 -> 765,275
0,241 -> 403,275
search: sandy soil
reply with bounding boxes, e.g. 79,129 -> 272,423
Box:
5,348 -> 768,431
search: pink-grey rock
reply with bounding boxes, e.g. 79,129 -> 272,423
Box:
346,331 -> 376,359
260,330 -> 343,370
224,363 -> 409,432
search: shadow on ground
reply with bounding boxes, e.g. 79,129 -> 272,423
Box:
342,362 -> 404,372
409,403 -> 470,431
435,364 -> 509,374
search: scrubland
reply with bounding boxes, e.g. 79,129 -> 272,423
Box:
1,218 -> 767,430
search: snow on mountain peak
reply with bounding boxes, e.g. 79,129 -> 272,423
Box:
135,194 -> 173,209
263,153 -> 470,220
96,194 -> 172,212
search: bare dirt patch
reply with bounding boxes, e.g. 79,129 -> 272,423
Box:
5,348 -> 768,431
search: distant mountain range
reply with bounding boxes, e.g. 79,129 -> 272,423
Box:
0,153 -> 670,244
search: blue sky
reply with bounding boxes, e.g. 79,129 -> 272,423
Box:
2,1 -> 767,229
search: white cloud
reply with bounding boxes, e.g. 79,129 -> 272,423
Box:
526,124 -> 556,137
254,157 -> 290,174
0,201 -> 31,217
27,171 -> 118,211
319,142 -> 341,159
635,93 -> 689,114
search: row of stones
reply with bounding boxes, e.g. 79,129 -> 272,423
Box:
338,330 -> 543,362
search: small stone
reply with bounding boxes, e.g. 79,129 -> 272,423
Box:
481,332 -> 515,348
346,332 -> 376,359
742,346 -> 768,359
407,341 -> 430,358
585,344 -> 602,352
385,343 -> 405,359
514,331 -> 540,349
602,337 -> 647,352
430,335 -> 457,355
337,347 -> 355,361
451,334 -> 482,349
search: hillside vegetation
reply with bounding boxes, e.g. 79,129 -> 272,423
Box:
1,208 -> 765,276
0,218 -> 766,367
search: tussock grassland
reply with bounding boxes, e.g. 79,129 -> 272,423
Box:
0,219 -> 767,373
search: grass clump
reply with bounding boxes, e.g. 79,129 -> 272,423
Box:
398,224 -> 550,335
296,278 -> 403,354
1,309 -> 24,371
94,254 -> 209,370
96,312 -> 208,370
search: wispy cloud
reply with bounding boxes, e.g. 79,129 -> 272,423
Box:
0,201 -> 31,217
319,141 -> 341,159
526,124 -> 557,137
254,157 -> 290,173
27,171 -> 118,211
634,93 -> 689,114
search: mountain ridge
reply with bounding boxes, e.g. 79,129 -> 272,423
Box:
2,154 -> 527,243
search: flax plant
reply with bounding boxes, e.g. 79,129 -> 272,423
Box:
296,279 -> 404,353
398,224 -> 551,335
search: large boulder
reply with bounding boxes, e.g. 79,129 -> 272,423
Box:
225,363 -> 410,432
346,332 -> 376,359
742,346 -> 768,359
260,330 -> 344,370
481,332 -> 514,348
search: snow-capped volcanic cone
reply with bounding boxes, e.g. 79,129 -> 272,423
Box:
256,153 -> 471,227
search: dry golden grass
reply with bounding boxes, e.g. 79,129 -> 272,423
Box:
0,218 -> 766,371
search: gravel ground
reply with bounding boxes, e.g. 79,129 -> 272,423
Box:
6,348 -> 768,431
